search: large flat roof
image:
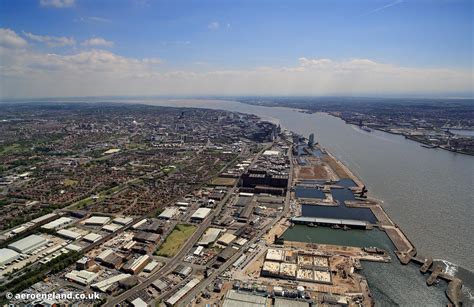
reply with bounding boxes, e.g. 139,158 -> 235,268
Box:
158,207 -> 179,219
191,208 -> 212,219
84,216 -> 110,225
291,216 -> 368,227
8,234 -> 47,253
41,217 -> 72,230
223,290 -> 267,307
0,248 -> 20,265
274,298 -> 309,307
198,227 -> 222,245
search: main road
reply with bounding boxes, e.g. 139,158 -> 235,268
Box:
178,143 -> 294,306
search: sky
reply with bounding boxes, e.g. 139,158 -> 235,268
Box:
0,0 -> 472,99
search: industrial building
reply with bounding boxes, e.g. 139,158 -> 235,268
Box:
57,228 -> 83,240
217,233 -> 237,246
222,290 -> 268,307
132,218 -> 147,229
152,279 -> 170,292
190,208 -> 212,222
133,231 -> 160,244
274,298 -> 309,307
102,223 -> 122,232
113,217 -> 134,225
82,232 -> 102,243
266,248 -> 285,262
91,273 -> 131,293
158,207 -> 179,220
130,297 -> 147,307
261,249 -> 332,283
173,265 -> 192,277
143,261 -> 159,273
139,219 -> 164,233
76,257 -> 94,270
291,216 -> 368,229
84,216 -> 110,226
31,213 -> 57,225
41,217 -> 73,230
96,249 -> 123,269
217,246 -> 238,262
165,278 -> 201,306
123,255 -> 151,274
198,227 -> 222,246
65,270 -> 99,286
8,234 -> 48,253
0,248 -> 20,266
65,243 -> 82,252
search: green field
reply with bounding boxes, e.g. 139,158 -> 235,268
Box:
156,224 -> 196,257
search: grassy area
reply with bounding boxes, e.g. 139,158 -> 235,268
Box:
156,224 -> 196,257
0,143 -> 30,156
71,196 -> 95,209
63,179 -> 78,186
210,177 -> 237,186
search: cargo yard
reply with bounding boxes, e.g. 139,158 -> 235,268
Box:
0,103 -> 464,306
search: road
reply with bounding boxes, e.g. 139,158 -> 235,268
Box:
178,143 -> 294,306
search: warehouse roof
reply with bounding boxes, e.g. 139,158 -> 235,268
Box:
65,270 -> 99,286
217,233 -> 237,245
8,234 -> 47,253
274,298 -> 309,307
41,217 -> 72,230
158,207 -> 179,219
191,208 -> 212,220
84,216 -> 110,225
165,278 -> 201,305
83,232 -> 102,243
57,229 -> 83,240
31,213 -> 57,224
222,290 -> 267,307
92,273 -> 131,292
198,227 -> 222,246
113,217 -> 133,225
130,298 -> 147,307
102,223 -> 122,232
0,248 -> 20,265
291,216 -> 368,227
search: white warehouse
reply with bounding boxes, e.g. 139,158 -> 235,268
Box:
8,234 -> 48,253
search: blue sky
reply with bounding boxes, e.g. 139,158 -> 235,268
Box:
0,0 -> 472,98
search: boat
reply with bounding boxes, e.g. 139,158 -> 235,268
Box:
343,225 -> 350,231
331,224 -> 341,229
421,144 -> 437,149
361,126 -> 372,132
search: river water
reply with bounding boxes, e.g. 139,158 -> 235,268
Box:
51,97 -> 473,303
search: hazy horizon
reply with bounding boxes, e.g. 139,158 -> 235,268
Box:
1,0 -> 473,99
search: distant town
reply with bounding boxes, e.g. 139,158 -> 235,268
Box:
0,102 -> 465,306
237,97 -> 474,155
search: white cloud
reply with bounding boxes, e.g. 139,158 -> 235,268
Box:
81,38 -> 114,48
359,0 -> 403,17
0,30 -> 471,98
39,0 -> 75,8
85,16 -> 111,23
23,31 -> 75,47
0,28 -> 28,49
208,21 -> 220,30
75,16 -> 111,23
